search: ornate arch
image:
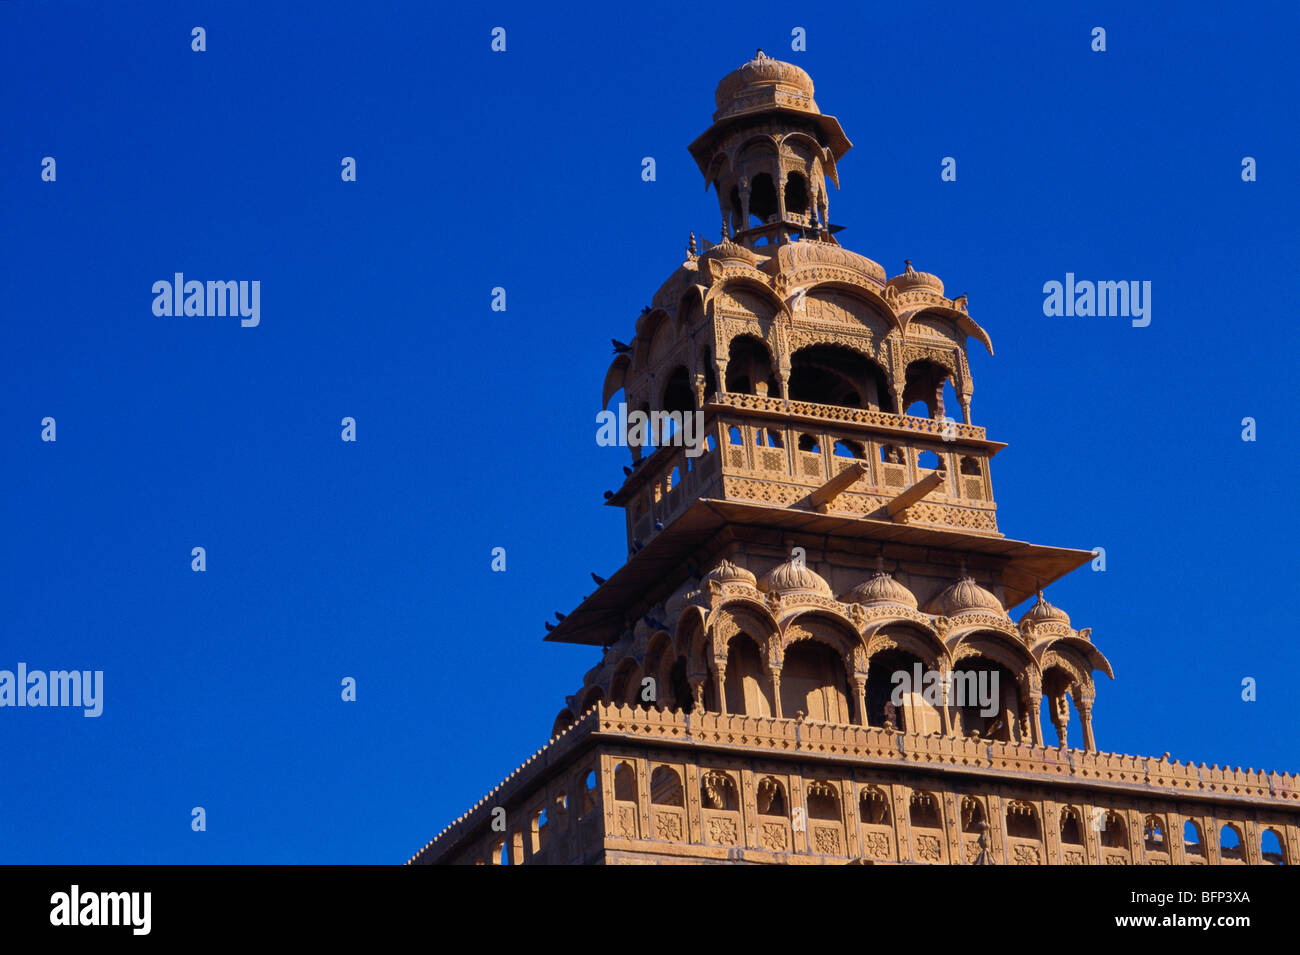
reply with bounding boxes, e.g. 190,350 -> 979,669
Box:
676,285 -> 705,334
795,281 -> 902,337
602,353 -> 631,409
1038,648 -> 1089,690
900,305 -> 994,356
732,132 -> 781,164
1038,635 -> 1114,680
950,629 -> 1040,683
631,307 -> 675,371
674,605 -> 709,670
787,329 -> 891,369
863,622 -> 949,673
643,631 -> 675,706
706,600 -> 780,666
779,611 -> 860,656
609,658 -> 644,706
576,684 -> 605,714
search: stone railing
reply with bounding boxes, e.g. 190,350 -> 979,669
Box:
592,704 -> 1300,804
709,393 -> 987,442
625,401 -> 998,544
409,704 -> 1299,864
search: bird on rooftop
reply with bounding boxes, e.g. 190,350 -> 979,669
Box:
653,520 -> 664,531
611,338 -> 632,354
591,572 -> 607,585
544,622 -> 556,632
555,611 -> 567,622
622,466 -> 633,477
603,490 -> 614,500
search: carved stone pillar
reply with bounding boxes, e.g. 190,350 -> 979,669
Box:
1051,692 -> 1070,748
714,660 -> 728,715
1076,694 -> 1096,752
938,671 -> 953,736
1029,695 -> 1044,747
852,676 -> 868,726
688,673 -> 706,713
770,667 -> 784,720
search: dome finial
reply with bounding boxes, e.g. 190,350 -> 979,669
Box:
904,259 -> 916,275
844,559 -> 917,609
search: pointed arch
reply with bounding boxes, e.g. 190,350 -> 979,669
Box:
706,600 -> 780,664
900,305 -> 994,356
602,354 -> 631,409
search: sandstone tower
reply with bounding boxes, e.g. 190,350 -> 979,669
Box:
410,53 -> 1299,865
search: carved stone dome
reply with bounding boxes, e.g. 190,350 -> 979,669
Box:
926,574 -> 1004,616
757,557 -> 833,598
773,241 -> 887,283
704,558 -> 756,588
714,51 -> 818,121
1020,591 -> 1071,627
700,238 -> 761,268
844,570 -> 918,610
886,261 -> 945,295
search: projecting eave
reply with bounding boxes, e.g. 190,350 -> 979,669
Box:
688,108 -> 852,178
544,497 -> 1095,647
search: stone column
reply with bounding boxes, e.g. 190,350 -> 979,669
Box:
853,676 -> 868,726
1076,696 -> 1096,752
939,670 -> 953,736
688,672 -> 706,713
1051,692 -> 1070,748
1028,695 -> 1044,747
770,667 -> 783,719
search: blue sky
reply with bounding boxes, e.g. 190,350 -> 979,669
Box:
1,0 -> 1296,863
